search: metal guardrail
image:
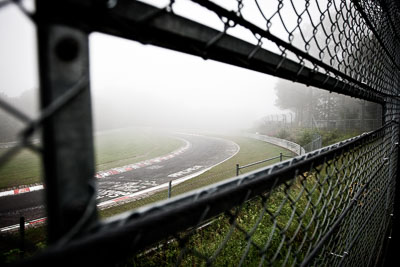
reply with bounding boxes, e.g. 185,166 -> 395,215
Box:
244,133 -> 306,155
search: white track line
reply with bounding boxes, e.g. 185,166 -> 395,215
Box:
0,185 -> 44,197
0,217 -> 47,232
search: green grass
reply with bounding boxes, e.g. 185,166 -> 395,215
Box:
94,129 -> 182,172
0,128 -> 183,190
123,152 -> 359,266
275,127 -> 362,147
100,136 -> 296,217
128,193 -> 307,266
122,174 -> 323,266
0,149 -> 42,190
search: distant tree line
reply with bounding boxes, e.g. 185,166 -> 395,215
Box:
273,80 -> 382,132
0,88 -> 145,143
0,90 -> 38,142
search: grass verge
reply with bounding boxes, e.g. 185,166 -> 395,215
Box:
0,128 -> 182,190
0,227 -> 47,264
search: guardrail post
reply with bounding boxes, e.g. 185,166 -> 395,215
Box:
280,153 -> 283,162
236,164 -> 240,176
36,0 -> 98,243
168,181 -> 172,198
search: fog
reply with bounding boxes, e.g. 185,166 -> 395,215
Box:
0,1 -> 288,136
90,33 -> 281,132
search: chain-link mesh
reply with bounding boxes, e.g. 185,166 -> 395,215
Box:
100,121 -> 395,266
189,0 -> 400,98
1,0 -> 400,266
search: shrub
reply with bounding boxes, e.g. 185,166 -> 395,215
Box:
295,128 -> 319,147
276,128 -> 290,140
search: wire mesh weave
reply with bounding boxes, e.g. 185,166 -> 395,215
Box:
189,0 -> 400,98
1,0 -> 400,266
101,121 -> 396,266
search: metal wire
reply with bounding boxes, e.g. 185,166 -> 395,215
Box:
1,0 -> 399,266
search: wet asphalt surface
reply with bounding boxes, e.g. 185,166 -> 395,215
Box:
0,133 -> 238,228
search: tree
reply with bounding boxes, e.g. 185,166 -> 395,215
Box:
0,90 -> 38,142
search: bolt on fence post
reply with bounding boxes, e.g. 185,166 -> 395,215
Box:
236,164 -> 240,176
168,181 -> 172,198
19,216 -> 25,258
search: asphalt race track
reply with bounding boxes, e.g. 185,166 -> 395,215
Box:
0,133 -> 239,229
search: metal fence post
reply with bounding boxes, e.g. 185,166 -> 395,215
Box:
382,120 -> 400,266
236,164 -> 240,176
280,153 -> 283,162
36,0 -> 98,243
19,216 -> 25,258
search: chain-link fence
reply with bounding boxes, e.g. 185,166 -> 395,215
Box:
303,133 -> 322,153
1,0 -> 400,266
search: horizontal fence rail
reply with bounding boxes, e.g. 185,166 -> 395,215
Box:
0,0 -> 399,266
236,153 -> 292,176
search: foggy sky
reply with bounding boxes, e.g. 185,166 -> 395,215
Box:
0,0 -> 331,132
90,33 -> 281,131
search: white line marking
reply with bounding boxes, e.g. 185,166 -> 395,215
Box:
0,217 -> 47,233
168,165 -> 203,178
